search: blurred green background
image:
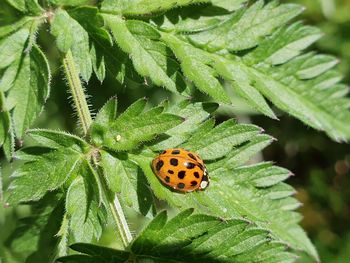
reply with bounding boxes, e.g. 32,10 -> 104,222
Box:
0,0 -> 350,262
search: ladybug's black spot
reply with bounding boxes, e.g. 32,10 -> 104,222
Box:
194,172 -> 200,178
170,158 -> 178,166
168,170 -> 174,174
171,149 -> 180,154
188,153 -> 197,161
185,162 -> 196,169
162,150 -> 167,154
191,181 -> 198,186
165,176 -> 170,183
177,183 -> 185,189
178,170 -> 186,179
156,160 -> 164,171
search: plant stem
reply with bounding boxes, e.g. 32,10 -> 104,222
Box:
109,192 -> 133,247
56,212 -> 69,257
63,50 -> 132,247
91,159 -> 133,248
62,50 -> 92,136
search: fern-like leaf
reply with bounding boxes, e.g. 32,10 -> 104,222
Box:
102,0 -> 212,16
99,0 -> 350,141
124,101 -> 318,260
104,15 -> 190,94
57,209 -> 297,263
90,98 -> 183,151
51,9 -> 92,81
157,1 -> 350,141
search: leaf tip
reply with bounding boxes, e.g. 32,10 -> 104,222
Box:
270,136 -> 278,143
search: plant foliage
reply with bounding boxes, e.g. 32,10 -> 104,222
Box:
57,209 -> 297,263
1,0 -> 349,262
5,99 -> 317,261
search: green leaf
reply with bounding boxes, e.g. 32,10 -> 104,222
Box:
7,147 -> 82,205
101,0 -> 211,16
251,165 -> 293,188
249,60 -> 350,142
0,112 -> 10,147
25,0 -> 43,15
6,45 -> 50,138
0,28 -> 29,69
2,117 -> 15,160
58,243 -> 129,262
150,101 -> 216,150
100,150 -> 154,216
92,98 -> 183,151
114,97 -> 147,124
27,129 -> 90,153
90,44 -> 106,82
67,6 -> 112,82
68,6 -> 138,84
90,97 -> 118,145
142,0 -> 350,141
160,6 -> 350,141
212,0 -> 248,11
182,119 -> 262,160
104,15 -> 189,94
230,80 -> 277,119
209,48 -> 350,141
66,176 -> 103,242
58,210 -> 296,262
6,193 -> 64,262
0,16 -> 33,39
0,94 -> 10,146
94,97 -> 118,126
50,0 -> 92,6
5,0 -> 43,14
187,1 -> 303,52
125,102 -> 317,260
161,33 -> 230,103
5,0 -> 26,12
133,150 -> 317,259
207,134 -> 274,171
51,9 -> 92,81
243,22 -> 323,66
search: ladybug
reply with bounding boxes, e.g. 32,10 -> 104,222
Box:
151,148 -> 209,192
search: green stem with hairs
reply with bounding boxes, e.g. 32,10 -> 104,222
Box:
91,158 -> 133,248
62,50 -> 132,248
62,49 -> 92,136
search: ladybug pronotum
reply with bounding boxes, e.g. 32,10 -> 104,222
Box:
151,148 -> 209,192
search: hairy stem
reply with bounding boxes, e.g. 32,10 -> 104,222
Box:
62,50 -> 92,135
109,193 -> 133,246
63,50 -> 132,247
91,158 -> 133,248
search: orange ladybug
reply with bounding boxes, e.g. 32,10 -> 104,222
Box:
151,148 -> 209,192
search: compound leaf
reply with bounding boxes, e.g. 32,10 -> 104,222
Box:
51,9 -> 92,81
91,98 -> 183,151
100,150 -> 154,216
66,176 -> 103,242
101,0 -> 212,16
57,210 -> 296,262
6,45 -> 50,138
104,15 -> 189,95
7,147 -> 83,205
